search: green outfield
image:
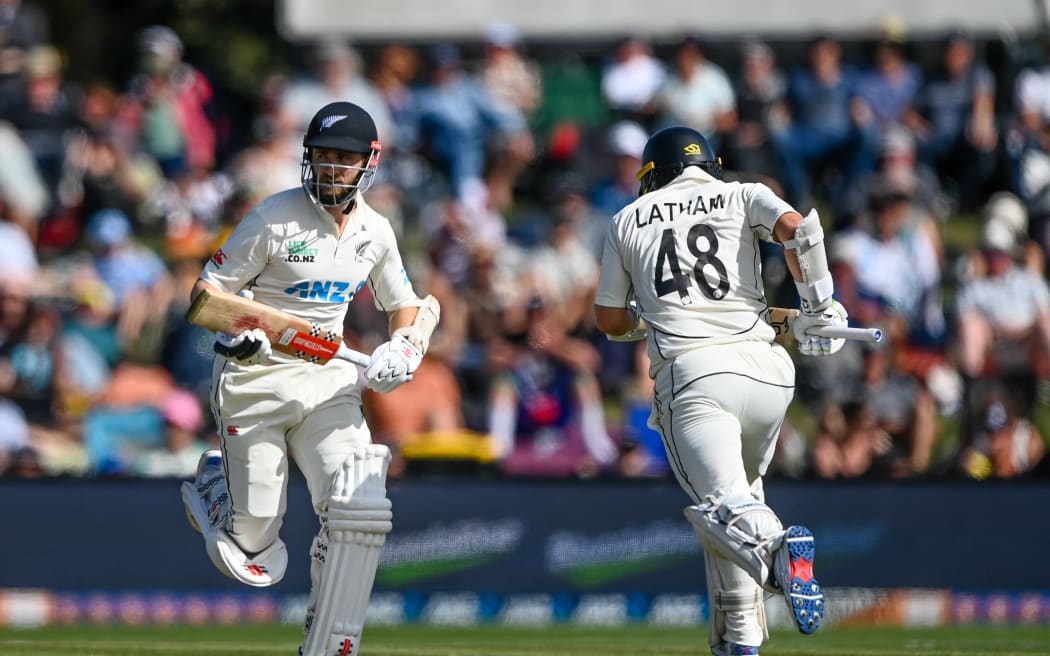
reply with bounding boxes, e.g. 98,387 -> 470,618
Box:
1,624 -> 1049,656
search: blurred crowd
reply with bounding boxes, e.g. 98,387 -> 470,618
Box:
1,2 -> 1049,481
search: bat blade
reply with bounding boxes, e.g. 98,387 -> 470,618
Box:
186,289 -> 366,365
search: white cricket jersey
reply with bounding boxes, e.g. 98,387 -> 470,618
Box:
596,167 -> 795,365
200,188 -> 416,361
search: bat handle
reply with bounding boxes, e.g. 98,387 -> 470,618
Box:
336,342 -> 372,367
806,325 -> 883,343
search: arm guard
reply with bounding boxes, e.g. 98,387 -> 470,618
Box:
782,209 -> 834,314
393,294 -> 441,354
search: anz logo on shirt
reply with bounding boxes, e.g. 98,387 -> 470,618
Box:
284,280 -> 366,303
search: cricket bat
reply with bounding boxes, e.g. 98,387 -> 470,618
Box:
185,288 -> 371,366
765,307 -> 882,346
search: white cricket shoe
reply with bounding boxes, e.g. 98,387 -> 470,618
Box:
773,525 -> 823,634
184,450 -> 226,534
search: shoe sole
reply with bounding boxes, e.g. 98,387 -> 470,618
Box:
783,525 -> 823,634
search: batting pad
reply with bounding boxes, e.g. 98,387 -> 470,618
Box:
301,445 -> 393,656
684,495 -> 785,594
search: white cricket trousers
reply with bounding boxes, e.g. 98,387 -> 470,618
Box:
209,356 -> 370,553
650,340 -> 795,503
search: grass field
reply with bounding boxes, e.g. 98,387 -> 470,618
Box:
1,624 -> 1049,656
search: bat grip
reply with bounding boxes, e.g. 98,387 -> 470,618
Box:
806,325 -> 883,343
336,342 -> 372,367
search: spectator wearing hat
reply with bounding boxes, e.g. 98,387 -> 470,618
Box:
589,119 -> 648,221
955,202 -> 1050,436
480,21 -> 542,119
836,125 -> 950,230
131,387 -> 212,477
82,208 -> 174,354
958,384 -> 1046,479
0,44 -> 80,213
832,172 -> 946,350
120,25 -> 217,176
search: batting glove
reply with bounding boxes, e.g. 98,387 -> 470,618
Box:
792,300 -> 849,356
364,333 -> 423,393
214,328 -> 272,365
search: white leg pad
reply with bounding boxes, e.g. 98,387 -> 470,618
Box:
684,494 -> 785,594
181,477 -> 287,587
704,552 -> 767,649
301,445 -> 393,656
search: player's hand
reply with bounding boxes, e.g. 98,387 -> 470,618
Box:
214,328 -> 272,365
364,333 -> 423,393
792,300 -> 848,356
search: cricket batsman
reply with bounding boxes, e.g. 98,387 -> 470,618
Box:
594,126 -> 848,655
181,101 -> 440,656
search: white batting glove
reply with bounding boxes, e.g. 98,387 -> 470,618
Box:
364,333 -> 423,393
214,328 -> 272,365
792,300 -> 849,356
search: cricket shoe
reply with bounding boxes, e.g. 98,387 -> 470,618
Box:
184,450 -> 226,534
711,643 -> 759,656
774,525 -> 823,634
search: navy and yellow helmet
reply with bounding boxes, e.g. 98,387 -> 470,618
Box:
637,126 -> 723,196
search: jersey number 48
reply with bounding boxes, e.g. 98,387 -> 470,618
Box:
654,225 -> 730,304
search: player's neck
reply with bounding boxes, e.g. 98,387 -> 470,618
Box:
326,204 -> 353,235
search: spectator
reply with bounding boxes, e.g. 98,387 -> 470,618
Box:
588,119 -> 647,226
119,25 -> 217,177
654,36 -> 735,144
479,21 -> 542,119
723,39 -> 788,186
600,35 -> 665,125
412,43 -> 532,201
281,40 -> 393,150
955,214 -> 1050,436
0,120 -> 48,231
833,174 -> 946,348
369,44 -> 421,155
0,0 -> 50,98
1,44 -> 80,212
489,296 -> 616,477
958,385 -> 1046,479
82,208 -> 175,354
131,387 -> 211,477
905,29 -> 996,210
811,399 -> 885,478
855,35 -> 922,130
771,34 -> 877,208
836,125 -> 950,230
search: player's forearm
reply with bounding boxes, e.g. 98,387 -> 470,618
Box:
594,305 -> 638,337
387,306 -> 418,335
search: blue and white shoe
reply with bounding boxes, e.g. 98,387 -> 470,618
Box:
774,525 -> 824,634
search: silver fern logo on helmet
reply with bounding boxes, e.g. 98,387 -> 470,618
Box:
319,115 -> 348,131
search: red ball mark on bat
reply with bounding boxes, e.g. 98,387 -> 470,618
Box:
231,317 -> 263,332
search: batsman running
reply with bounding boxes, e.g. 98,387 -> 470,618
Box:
181,101 -> 439,656
595,126 -> 849,656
